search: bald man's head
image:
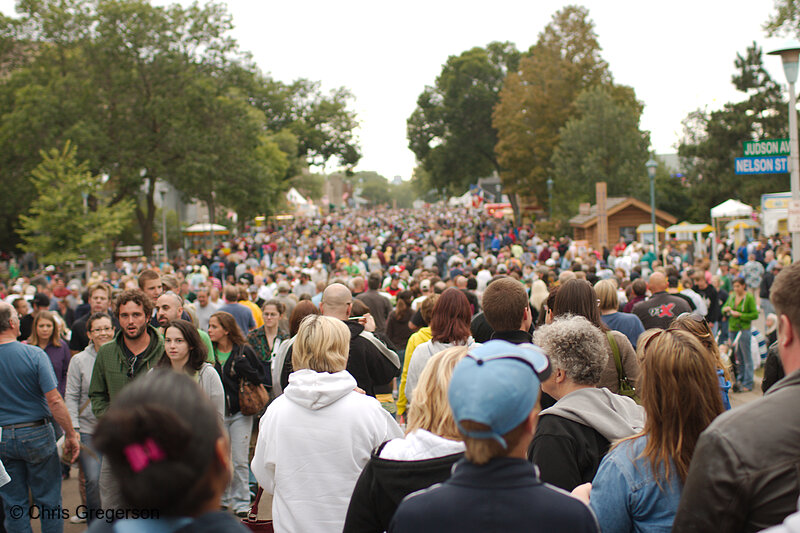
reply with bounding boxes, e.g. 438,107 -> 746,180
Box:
648,272 -> 667,293
321,283 -> 352,320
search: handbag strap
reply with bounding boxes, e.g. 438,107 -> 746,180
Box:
248,486 -> 264,520
607,331 -> 625,381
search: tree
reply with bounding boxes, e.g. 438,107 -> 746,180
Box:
0,0 -> 360,254
351,171 -> 392,207
407,41 -> 520,193
18,142 -> 133,265
764,0 -> 800,37
550,85 -> 650,219
678,43 -> 789,221
494,5 -> 611,209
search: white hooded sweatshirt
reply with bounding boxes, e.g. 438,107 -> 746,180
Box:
251,369 -> 402,533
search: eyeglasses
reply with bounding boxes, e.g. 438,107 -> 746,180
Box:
90,327 -> 114,333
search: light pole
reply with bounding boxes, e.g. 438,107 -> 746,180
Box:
647,158 -> 658,258
159,188 -> 168,264
768,42 -> 800,262
546,177 -> 554,220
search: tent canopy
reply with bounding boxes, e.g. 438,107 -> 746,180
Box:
711,199 -> 753,219
183,223 -> 229,235
636,223 -> 665,234
725,219 -> 759,230
665,222 -> 714,234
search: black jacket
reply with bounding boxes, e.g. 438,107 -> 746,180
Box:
280,320 -> 399,397
389,458 -> 599,533
673,369 -> 800,532
214,343 -> 267,416
528,414 -> 610,491
344,442 -> 463,533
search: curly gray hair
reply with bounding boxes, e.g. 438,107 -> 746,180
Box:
533,314 -> 607,385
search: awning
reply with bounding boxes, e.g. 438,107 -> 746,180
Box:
665,222 -> 714,234
636,223 -> 665,234
182,223 -> 230,236
725,219 -> 759,230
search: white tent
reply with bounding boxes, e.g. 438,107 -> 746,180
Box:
286,187 -> 309,205
448,190 -> 473,207
710,199 -> 753,219
182,223 -> 229,235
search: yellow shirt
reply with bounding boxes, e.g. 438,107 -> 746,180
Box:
397,326 -> 432,416
239,300 -> 264,329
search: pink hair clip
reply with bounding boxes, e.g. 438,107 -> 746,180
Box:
124,438 -> 167,473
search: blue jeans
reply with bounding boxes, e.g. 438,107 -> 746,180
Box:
79,433 -> 101,523
223,412 -> 253,514
735,328 -> 754,390
0,423 -> 63,533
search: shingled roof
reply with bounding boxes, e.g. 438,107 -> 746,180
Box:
569,197 -> 676,228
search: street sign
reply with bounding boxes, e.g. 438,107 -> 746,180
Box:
743,139 -> 790,157
734,156 -> 789,174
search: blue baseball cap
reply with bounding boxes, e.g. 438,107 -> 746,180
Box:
448,340 -> 551,449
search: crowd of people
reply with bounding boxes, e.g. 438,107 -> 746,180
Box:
0,204 -> 798,533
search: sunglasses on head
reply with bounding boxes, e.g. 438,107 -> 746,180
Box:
677,312 -> 706,323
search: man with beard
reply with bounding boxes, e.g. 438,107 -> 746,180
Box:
89,289 -> 164,509
155,291 -> 214,360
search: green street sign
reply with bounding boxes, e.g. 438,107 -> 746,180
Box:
743,138 -> 790,157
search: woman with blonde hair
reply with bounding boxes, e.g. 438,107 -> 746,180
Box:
595,279 -> 645,350
573,328 -> 724,531
344,346 -> 468,532
28,310 -> 71,397
252,315 -> 402,533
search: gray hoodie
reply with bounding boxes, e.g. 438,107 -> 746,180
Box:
541,387 -> 645,442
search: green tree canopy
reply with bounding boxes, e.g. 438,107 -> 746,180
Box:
407,41 -> 520,194
550,85 -> 650,219
18,142 -> 134,265
494,5 -> 611,206
0,0 -> 360,254
678,42 -> 789,221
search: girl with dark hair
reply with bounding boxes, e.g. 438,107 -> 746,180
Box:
158,319 -> 224,419
88,370 -> 249,532
208,311 -> 266,517
553,279 -> 641,395
404,288 -> 475,405
386,290 -> 414,362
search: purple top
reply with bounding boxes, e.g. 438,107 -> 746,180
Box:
44,339 -> 71,397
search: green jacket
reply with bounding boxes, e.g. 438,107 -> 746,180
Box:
723,292 -> 758,332
89,325 -> 164,418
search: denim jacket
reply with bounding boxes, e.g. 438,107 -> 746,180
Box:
590,436 -> 682,533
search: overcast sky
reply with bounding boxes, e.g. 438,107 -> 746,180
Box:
0,0 -> 788,181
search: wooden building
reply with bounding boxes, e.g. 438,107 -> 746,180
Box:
569,197 -> 677,250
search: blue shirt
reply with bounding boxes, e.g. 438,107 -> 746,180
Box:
590,436 -> 682,533
602,312 -> 646,349
0,341 -> 58,426
218,302 -> 256,336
